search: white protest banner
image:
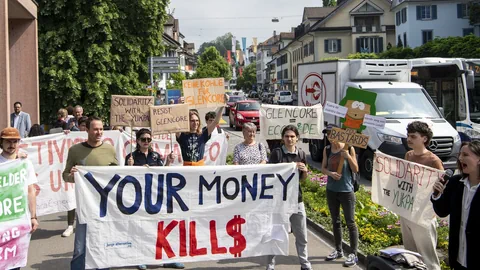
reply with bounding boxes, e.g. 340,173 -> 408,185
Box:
363,114 -> 386,129
110,95 -> 155,127
19,131 -> 228,216
150,104 -> 189,135
183,78 -> 225,109
323,101 -> 347,118
372,151 -> 443,228
0,160 -> 35,269
75,164 -> 299,268
260,104 -> 324,140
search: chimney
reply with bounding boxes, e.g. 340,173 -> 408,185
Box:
291,27 -> 295,33
273,30 -> 277,37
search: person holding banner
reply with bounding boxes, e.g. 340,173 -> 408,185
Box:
266,125 -> 312,270
176,105 -> 224,166
125,128 -> 180,270
321,124 -> 359,267
233,123 -> 267,165
432,141 -> 480,270
0,127 -> 38,270
401,121 -> 443,270
63,116 -> 118,270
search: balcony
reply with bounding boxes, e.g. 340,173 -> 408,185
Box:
352,25 -> 385,33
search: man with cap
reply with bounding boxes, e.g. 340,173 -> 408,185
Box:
0,127 -> 39,270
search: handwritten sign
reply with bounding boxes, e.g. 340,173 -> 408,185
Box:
150,104 -> 189,135
0,160 -> 35,269
324,101 -> 347,118
327,127 -> 369,149
372,151 -> 443,228
75,164 -> 299,268
260,104 -> 323,140
183,78 -> 225,109
363,114 -> 386,129
110,95 -> 154,127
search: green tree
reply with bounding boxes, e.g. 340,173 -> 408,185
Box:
197,33 -> 241,57
38,0 -> 169,124
469,1 -> 480,25
167,72 -> 186,91
236,63 -> 256,90
194,47 -> 232,80
322,0 -> 337,7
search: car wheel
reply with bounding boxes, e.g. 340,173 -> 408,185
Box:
359,149 -> 374,180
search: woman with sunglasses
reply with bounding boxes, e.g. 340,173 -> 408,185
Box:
431,141 -> 480,270
125,128 -> 179,270
126,128 -> 173,167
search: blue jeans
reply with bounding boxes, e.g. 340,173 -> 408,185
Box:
71,220 -> 110,270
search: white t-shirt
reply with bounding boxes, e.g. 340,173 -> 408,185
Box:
0,155 -> 38,186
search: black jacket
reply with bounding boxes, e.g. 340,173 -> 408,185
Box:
125,149 -> 164,166
431,175 -> 480,269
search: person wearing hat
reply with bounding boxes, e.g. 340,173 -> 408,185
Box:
0,127 -> 39,270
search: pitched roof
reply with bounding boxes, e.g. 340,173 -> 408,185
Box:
303,7 -> 336,21
280,32 -> 294,40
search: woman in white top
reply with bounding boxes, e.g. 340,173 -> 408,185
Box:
233,123 -> 267,165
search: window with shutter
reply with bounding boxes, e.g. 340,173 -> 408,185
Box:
457,4 -> 468,18
337,39 -> 342,52
324,40 -> 329,53
326,40 -> 338,53
309,41 -> 314,55
396,12 -> 400,26
418,6 -> 433,20
403,32 -> 407,47
422,30 -> 433,44
402,8 -> 407,23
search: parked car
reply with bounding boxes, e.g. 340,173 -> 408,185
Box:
229,100 -> 260,131
225,95 -> 246,115
273,91 -> 293,105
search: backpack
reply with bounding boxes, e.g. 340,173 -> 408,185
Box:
326,145 -> 360,192
274,147 -> 306,164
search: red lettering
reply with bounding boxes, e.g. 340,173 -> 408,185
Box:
155,221 -> 178,259
173,144 -> 181,162
48,140 -> 54,165
50,170 -> 62,192
375,156 -> 384,172
208,142 -> 220,162
405,163 -> 413,182
396,160 -> 406,179
52,139 -> 67,163
179,220 -> 187,257
425,169 -> 437,188
209,220 -> 227,254
189,221 -> 207,256
413,165 -> 421,186
32,141 -> 46,165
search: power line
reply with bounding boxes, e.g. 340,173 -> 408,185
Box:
177,15 -> 301,21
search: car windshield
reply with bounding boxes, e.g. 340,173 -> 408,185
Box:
280,92 -> 291,96
228,96 -> 244,102
369,87 -> 441,119
467,61 -> 480,123
238,102 -> 260,111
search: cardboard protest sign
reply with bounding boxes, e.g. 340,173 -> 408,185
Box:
150,104 -> 189,135
75,164 -> 299,268
260,104 -> 324,140
110,95 -> 154,127
0,160 -> 35,269
372,151 -> 442,228
19,131 -> 228,216
324,101 -> 348,118
328,127 -> 369,149
183,78 -> 225,109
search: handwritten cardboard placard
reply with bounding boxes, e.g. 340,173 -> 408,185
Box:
183,78 -> 225,109
372,151 -> 442,228
324,101 -> 348,118
327,127 -> 369,149
110,95 -> 154,127
150,104 -> 190,135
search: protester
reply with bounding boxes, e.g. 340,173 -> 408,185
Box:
266,125 -> 311,270
432,141 -> 480,270
169,99 -> 175,104
77,116 -> 88,131
63,116 -> 118,270
321,123 -> 359,267
10,101 -> 32,138
53,108 -> 69,130
0,127 -> 38,270
203,111 -> 229,140
66,105 -> 75,123
68,105 -> 84,131
401,121 -> 443,270
154,92 -> 162,105
125,128 -> 178,269
176,102 -> 225,166
28,124 -> 45,137
233,123 -> 267,165
112,126 -> 124,132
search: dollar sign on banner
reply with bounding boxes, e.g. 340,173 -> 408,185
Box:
226,215 -> 246,257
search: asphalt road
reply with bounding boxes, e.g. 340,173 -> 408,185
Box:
23,114 -> 366,270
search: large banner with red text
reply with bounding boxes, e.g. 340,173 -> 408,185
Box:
371,151 -> 444,228
19,131 -> 228,216
75,164 -> 299,268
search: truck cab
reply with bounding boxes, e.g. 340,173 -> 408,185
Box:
297,59 -> 461,179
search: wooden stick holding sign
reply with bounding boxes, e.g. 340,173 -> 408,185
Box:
324,88 -> 379,175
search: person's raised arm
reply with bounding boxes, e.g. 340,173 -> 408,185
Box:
207,105 -> 225,136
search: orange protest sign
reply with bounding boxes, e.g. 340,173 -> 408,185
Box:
182,78 -> 225,109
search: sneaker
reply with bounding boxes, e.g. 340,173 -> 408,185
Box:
344,253 -> 358,267
137,265 -> 147,270
325,250 -> 343,261
163,262 -> 185,269
61,225 -> 74,237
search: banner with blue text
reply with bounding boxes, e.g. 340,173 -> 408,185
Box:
75,164 -> 299,268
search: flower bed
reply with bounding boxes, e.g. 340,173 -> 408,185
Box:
302,167 -> 450,269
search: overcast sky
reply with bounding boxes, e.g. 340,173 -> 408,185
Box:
168,0 -> 324,51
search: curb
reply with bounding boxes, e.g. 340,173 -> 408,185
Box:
307,218 -> 368,267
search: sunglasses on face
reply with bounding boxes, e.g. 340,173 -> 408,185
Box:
140,138 -> 152,143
